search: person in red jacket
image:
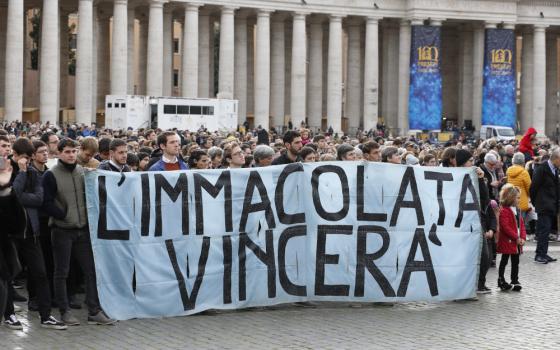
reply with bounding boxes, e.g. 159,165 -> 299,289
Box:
518,127 -> 537,161
497,184 -> 526,292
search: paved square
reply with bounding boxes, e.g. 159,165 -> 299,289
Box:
3,242 -> 560,350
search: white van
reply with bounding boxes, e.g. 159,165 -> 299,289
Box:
479,125 -> 516,141
105,95 -> 238,131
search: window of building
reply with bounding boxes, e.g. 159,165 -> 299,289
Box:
173,38 -> 180,53
173,69 -> 179,88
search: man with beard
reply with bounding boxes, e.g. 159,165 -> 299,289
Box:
272,131 -> 303,165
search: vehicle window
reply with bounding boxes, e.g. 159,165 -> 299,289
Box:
497,128 -> 515,136
163,105 -> 177,114
190,106 -> 202,114
177,105 -> 189,114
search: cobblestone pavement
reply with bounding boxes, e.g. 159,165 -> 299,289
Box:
2,242 -> 560,350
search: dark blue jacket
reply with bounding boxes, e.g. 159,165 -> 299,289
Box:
148,158 -> 188,171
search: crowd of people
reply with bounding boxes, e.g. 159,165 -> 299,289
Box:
0,120 -> 558,331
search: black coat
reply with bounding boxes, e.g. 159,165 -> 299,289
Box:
530,162 -> 559,216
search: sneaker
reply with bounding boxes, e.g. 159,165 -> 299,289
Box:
511,282 -> 522,292
476,286 -> 491,294
534,256 -> 548,264
546,255 -> 557,262
498,278 -> 512,291
41,315 -> 67,330
4,314 -> 23,330
61,311 -> 80,326
88,311 -> 117,325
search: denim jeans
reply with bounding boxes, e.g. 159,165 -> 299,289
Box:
536,214 -> 553,258
51,227 -> 101,316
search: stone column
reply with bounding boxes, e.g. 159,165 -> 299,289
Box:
75,0 -> 94,124
111,0 -> 128,95
208,17 -> 215,97
326,15 -> 343,133
472,23 -> 487,132
545,30 -> 557,136
127,6 -> 135,94
182,4 -> 199,97
533,25 -> 547,135
271,15 -> 286,130
59,13 -> 69,108
254,10 -> 272,129
381,23 -> 399,132
346,18 -> 362,133
396,19 -> 412,135
246,21 -> 255,117
162,6 -> 173,96
146,0 -> 165,96
198,13 -> 210,98
91,5 -> 98,117
520,27 -> 533,132
307,18 -> 323,131
458,25 -> 473,126
97,12 -> 111,108
234,13 -> 248,123
40,0 -> 60,124
0,5 -> 7,110
4,0 -> 24,122
136,14 -> 148,95
218,6 -> 235,99
290,13 -> 307,129
363,17 -> 379,131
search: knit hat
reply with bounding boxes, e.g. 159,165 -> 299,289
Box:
455,149 -> 472,167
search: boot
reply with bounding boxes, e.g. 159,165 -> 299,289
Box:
498,277 -> 512,291
511,280 -> 522,292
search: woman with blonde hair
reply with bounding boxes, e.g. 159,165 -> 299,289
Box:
497,184 -> 526,292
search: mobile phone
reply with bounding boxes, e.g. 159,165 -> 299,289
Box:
0,157 -> 6,170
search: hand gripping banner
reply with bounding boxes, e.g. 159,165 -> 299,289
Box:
85,163 -> 482,320
482,28 -> 517,128
408,25 -> 442,131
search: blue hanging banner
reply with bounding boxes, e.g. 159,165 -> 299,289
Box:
408,25 -> 442,131
482,29 -> 516,128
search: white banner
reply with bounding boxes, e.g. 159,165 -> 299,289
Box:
85,162 -> 482,320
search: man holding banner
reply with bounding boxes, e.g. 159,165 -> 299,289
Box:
42,138 -> 116,326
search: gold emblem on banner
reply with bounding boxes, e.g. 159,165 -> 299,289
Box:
418,46 -> 439,64
490,49 -> 512,73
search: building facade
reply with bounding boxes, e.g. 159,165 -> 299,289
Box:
1,0 -> 560,136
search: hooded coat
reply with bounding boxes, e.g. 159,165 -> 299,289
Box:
506,164 -> 531,212
519,127 -> 537,160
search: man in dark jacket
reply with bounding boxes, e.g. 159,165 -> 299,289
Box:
530,147 -> 560,264
271,130 -> 303,165
456,150 -> 497,294
97,139 -> 131,173
4,138 -> 66,329
42,138 -> 116,326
